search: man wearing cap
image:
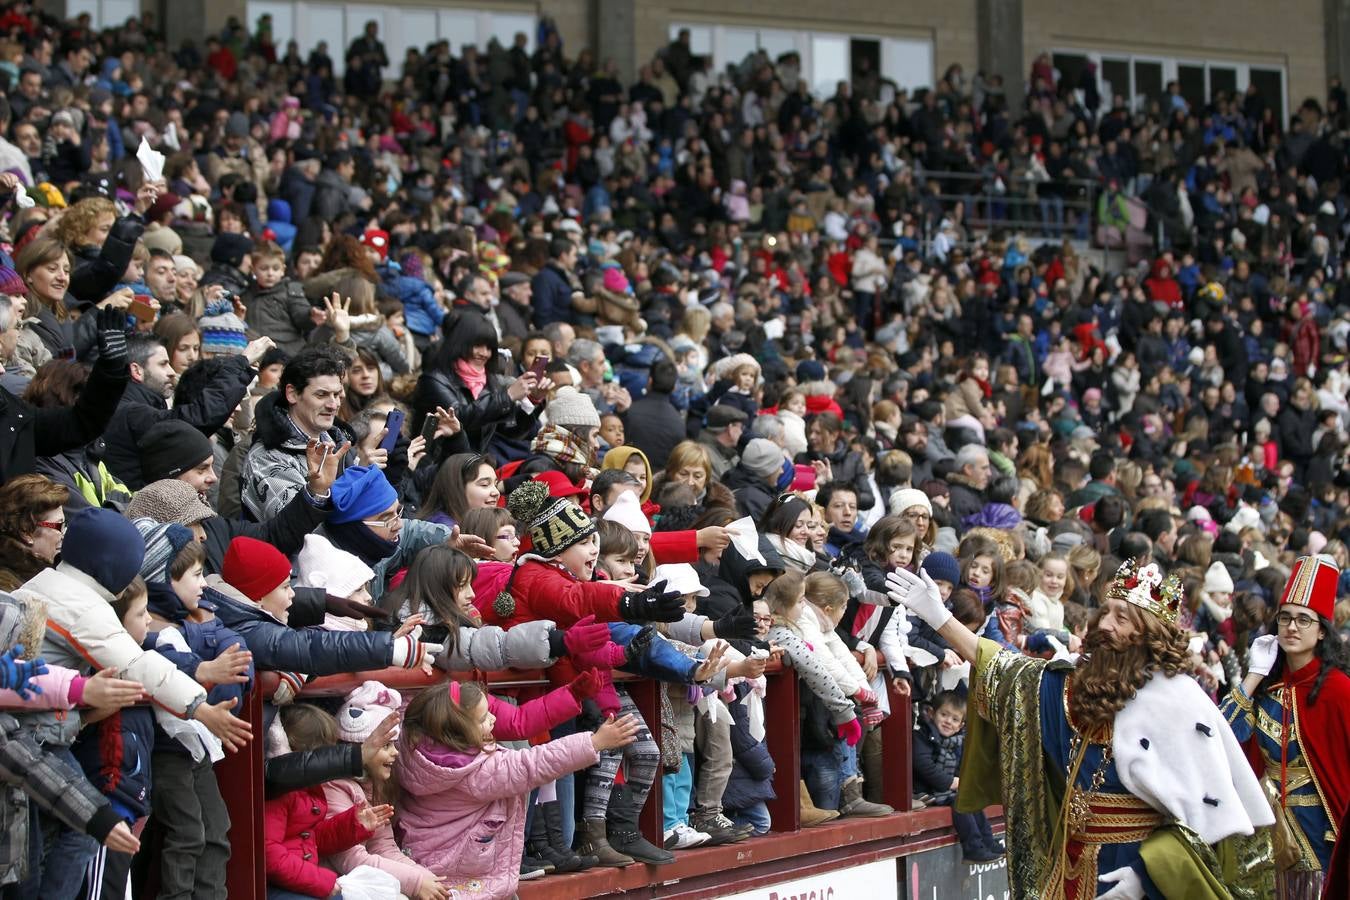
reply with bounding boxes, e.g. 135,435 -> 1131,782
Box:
698,405 -> 747,480
205,110 -> 268,212
889,558 -> 1274,898
497,270 -> 534,346
725,437 -> 790,521
1224,556 -> 1350,896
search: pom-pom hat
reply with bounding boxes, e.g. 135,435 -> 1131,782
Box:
507,480 -> 595,560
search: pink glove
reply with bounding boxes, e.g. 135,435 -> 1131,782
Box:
854,686 -> 877,706
861,706 -> 886,727
570,641 -> 628,669
837,718 -> 862,746
595,682 -> 622,718
563,615 -> 611,656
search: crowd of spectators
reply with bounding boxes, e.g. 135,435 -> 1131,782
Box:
0,1 -> 1348,897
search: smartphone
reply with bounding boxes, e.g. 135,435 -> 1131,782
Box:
129,296 -> 157,323
380,409 -> 405,453
420,414 -> 440,444
527,355 -> 551,380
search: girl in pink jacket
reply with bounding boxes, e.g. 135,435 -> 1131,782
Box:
396,681 -> 639,900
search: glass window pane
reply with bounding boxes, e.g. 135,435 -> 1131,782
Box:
1250,68 -> 1285,125
884,37 -> 933,93
1100,58 -> 1130,107
1178,64 -> 1206,111
723,28 -> 759,72
101,0 -> 137,27
758,29 -> 797,61
491,13 -> 535,54
1053,53 -> 1089,95
1209,66 -> 1237,102
439,9 -> 479,51
1133,61 -> 1163,109
811,35 -> 849,98
248,2 -> 295,54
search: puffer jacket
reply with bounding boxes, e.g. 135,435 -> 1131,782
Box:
323,778 -> 439,897
242,390 -> 357,521
377,261 -> 444,338
16,565 -> 206,746
412,365 -> 538,452
264,785 -> 370,898
205,576 -> 396,675
722,682 -> 775,813
244,277 -> 314,355
397,732 -> 598,898
492,559 -> 625,629
911,714 -> 961,803
68,215 -> 144,305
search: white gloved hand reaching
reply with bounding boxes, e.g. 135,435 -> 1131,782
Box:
1246,633 -> 1280,678
885,569 -> 952,631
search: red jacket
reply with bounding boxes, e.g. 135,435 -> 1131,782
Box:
265,786 -> 372,898
650,530 -> 698,565
498,559 -> 624,629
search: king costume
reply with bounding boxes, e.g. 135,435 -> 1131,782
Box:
955,560 -> 1274,899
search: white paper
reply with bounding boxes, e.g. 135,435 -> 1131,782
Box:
162,121 -> 181,151
727,516 -> 763,565
12,183 -> 34,209
136,137 -> 165,182
940,659 -> 970,691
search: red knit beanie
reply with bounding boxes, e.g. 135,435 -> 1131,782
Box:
222,536 -> 292,602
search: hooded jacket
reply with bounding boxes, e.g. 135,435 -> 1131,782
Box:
396,732 -> 598,897
412,363 -> 539,453
244,277 -> 313,356
376,261 -> 444,337
264,785 -> 370,898
242,390 -> 357,521
722,682 -> 775,813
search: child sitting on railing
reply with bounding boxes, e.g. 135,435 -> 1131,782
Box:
396,680 -> 639,899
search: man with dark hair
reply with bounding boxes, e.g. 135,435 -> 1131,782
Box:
1136,508 -> 1178,571
623,359 -> 686,465
590,469 -> 641,516
818,481 -> 863,554
1066,451 -> 1121,508
101,334 -> 269,490
242,345 -> 357,520
531,236 -> 580,326
47,38 -> 91,88
800,412 -> 875,511
313,150 -> 357,221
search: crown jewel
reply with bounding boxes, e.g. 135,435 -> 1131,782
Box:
1106,558 -> 1184,626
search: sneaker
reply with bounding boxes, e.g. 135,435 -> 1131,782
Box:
663,823 -> 711,850
690,810 -> 751,845
519,858 -> 548,880
963,846 -> 1002,864
983,838 -> 1006,855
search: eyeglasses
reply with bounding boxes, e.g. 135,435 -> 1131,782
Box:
1276,611 -> 1319,631
361,505 -> 404,529
36,519 -> 66,533
753,615 -> 774,625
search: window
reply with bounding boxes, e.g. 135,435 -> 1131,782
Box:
1250,68 -> 1286,124
1054,47 -> 1285,119
1209,66 -> 1238,101
1133,61 -> 1163,109
68,0 -> 136,28
1053,53 -> 1090,95
1100,58 -> 1130,106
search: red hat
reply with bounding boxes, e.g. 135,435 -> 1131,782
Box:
1278,556 -> 1338,621
531,470 -> 588,500
222,536 -> 292,603
361,229 -> 391,263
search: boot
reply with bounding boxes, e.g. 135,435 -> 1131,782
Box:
606,785 -> 675,865
861,728 -> 887,805
577,818 -> 634,868
545,800 -> 597,870
839,775 -> 893,818
799,781 -> 840,827
527,802 -> 585,873
689,807 -> 752,845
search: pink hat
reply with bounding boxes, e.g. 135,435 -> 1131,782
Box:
337,681 -> 402,743
602,267 -> 631,294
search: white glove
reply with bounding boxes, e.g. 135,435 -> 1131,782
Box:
272,671 -> 306,705
1246,634 -> 1280,678
886,569 -> 952,631
391,636 -> 444,670
1096,865 -> 1144,899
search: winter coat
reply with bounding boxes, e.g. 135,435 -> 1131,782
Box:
199,263 -> 250,297
795,604 -> 866,697
396,732 -> 599,899
724,464 -> 776,522
205,577 -> 395,675
622,391 -> 687,468
341,318 -> 411,379
199,485 -> 330,576
797,440 -> 875,511
68,215 -> 145,305
242,390 -> 357,521
767,624 -> 855,729
16,565 -> 207,745
377,262 -> 444,338
911,715 -> 961,803
264,785 -> 371,898
244,278 -> 314,356
412,365 -> 539,453
722,683 -> 775,813
312,169 -> 355,221
101,355 -> 254,489
0,358 -> 127,486
70,706 -> 155,824
944,475 -> 985,526
494,559 -> 625,629
323,778 -> 438,897
34,444 -> 131,512
530,262 -> 575,327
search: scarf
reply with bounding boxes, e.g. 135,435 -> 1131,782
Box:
326,519 -> 400,567
1201,594 -> 1234,624
530,424 -> 599,480
147,581 -> 189,625
453,358 -> 489,399
971,583 -> 995,609
974,376 -> 993,399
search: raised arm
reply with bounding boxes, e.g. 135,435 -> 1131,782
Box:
885,569 -> 979,664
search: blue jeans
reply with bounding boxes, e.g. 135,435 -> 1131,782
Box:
8,749 -> 99,900
802,740 -> 852,811
662,754 -> 694,831
729,802 -> 771,835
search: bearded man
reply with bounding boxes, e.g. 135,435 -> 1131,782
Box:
888,559 -> 1274,899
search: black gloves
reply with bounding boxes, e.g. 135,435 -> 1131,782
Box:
625,626 -> 655,664
326,594 -> 391,621
618,579 -> 684,623
95,306 -> 130,368
713,606 -> 756,640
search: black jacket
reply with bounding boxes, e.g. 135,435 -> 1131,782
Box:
265,744 -> 363,799
945,476 -> 986,526
69,215 -> 145,305
796,440 -> 875,511
722,683 -> 775,812
412,366 -> 539,451
101,354 -> 255,489
0,358 -> 128,485
199,486 -> 330,576
912,715 -> 960,800
724,464 -> 776,522
623,391 -> 687,467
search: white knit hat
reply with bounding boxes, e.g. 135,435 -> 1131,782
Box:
293,534 -> 375,599
337,681 -> 402,743
603,489 -> 651,535
546,387 -> 601,428
653,563 -> 708,598
1203,561 -> 1234,595
888,487 -> 932,517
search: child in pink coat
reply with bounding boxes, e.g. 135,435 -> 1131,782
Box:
396,681 -> 639,900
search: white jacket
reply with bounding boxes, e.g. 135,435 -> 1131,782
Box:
794,604 -> 866,697
19,564 -> 206,717
1024,588 -> 1066,632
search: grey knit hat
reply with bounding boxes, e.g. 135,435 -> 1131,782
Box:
133,518 -> 196,585
546,387 -> 601,428
126,479 -> 216,527
741,438 -> 784,478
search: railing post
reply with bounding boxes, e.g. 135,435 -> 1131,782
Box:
763,666 -> 801,831
880,687 -> 913,813
222,687 -> 267,900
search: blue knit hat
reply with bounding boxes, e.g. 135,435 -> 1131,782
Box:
133,518 -> 196,585
920,551 -> 961,588
329,465 -> 399,526
63,508 -> 146,596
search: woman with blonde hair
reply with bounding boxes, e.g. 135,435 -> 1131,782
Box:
654,441 -> 735,511
1065,543 -> 1101,606
1016,443 -> 1055,491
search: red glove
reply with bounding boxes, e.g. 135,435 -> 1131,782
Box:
570,641 -> 628,669
854,686 -> 878,706
861,706 -> 886,727
595,682 -> 622,718
563,615 -> 611,656
569,668 -> 604,701
836,718 -> 862,746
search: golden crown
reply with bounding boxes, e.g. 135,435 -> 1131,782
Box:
1106,557 -> 1184,626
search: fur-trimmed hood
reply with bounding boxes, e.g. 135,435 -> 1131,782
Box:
0,589 -> 47,656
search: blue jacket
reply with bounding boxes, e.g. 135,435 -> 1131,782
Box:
608,623 -> 700,683
206,580 -> 394,675
530,262 -> 573,327
722,683 -> 775,812
377,261 -> 444,337
70,706 -> 155,824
